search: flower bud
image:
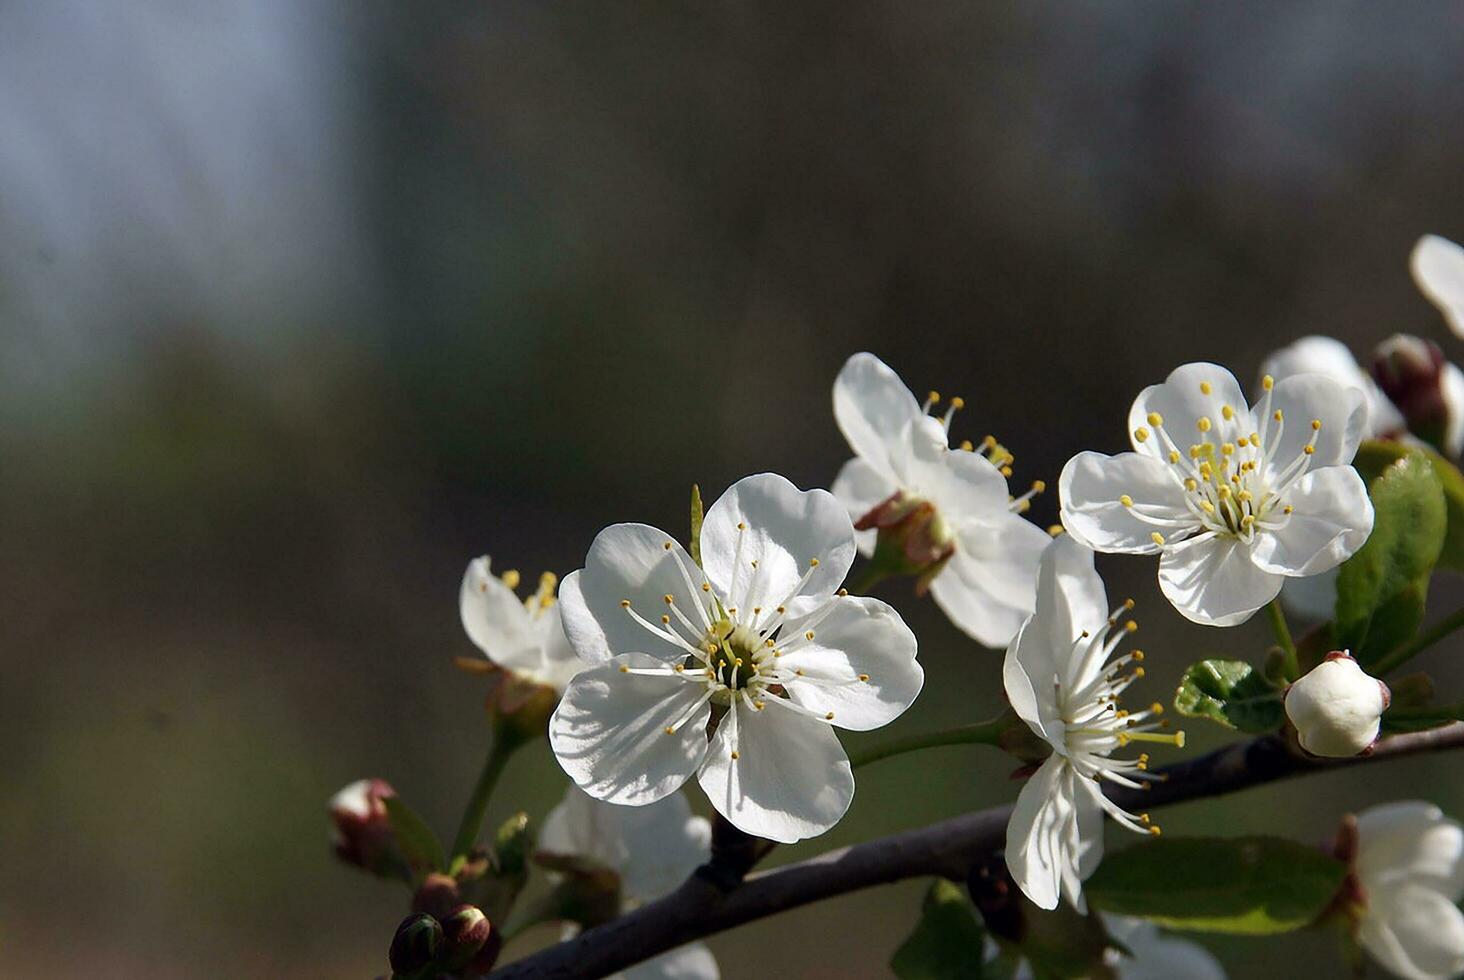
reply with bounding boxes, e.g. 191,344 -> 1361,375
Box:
411,872 -> 461,920
388,913 -> 442,976
1285,652 -> 1391,757
1369,333 -> 1464,457
329,778 -> 406,879
439,904 -> 502,973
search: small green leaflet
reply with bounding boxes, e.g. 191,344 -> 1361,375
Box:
1173,659 -> 1283,733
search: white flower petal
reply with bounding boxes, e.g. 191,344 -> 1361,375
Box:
1128,363 -> 1249,456
833,352 -> 922,481
1361,882 -> 1464,980
540,786 -> 709,901
1104,916 -> 1227,980
460,557 -> 537,669
1358,801 -> 1464,901
929,572 -> 1030,652
535,603 -> 587,692
620,941 -> 721,980
1263,374 -> 1368,471
1442,362 -> 1464,458
1412,234 -> 1464,339
1261,335 -> 1404,439
1005,756 -> 1075,911
831,456 -> 895,557
700,473 -> 855,613
779,596 -> 923,731
943,511 -> 1051,611
1157,535 -> 1282,627
1034,534 -> 1110,661
1003,616 -> 1061,743
1252,466 -> 1374,577
550,654 -> 710,806
697,698 -> 853,843
560,526 -> 706,666
1059,451 -> 1190,555
899,432 -> 1010,524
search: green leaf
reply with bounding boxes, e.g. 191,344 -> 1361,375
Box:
1354,440 -> 1464,573
385,796 -> 445,877
1382,701 -> 1464,733
689,483 -> 704,567
890,879 -> 991,980
1086,836 -> 1346,935
1173,659 -> 1283,733
1335,449 -> 1446,669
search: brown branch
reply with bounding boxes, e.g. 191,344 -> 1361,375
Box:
489,724 -> 1464,980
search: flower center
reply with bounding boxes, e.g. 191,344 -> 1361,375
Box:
1124,374 -> 1321,546
700,619 -> 765,693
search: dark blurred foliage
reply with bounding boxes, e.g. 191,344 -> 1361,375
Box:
3,2 -> 1464,976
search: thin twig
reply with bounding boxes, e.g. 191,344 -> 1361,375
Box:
488,723 -> 1464,980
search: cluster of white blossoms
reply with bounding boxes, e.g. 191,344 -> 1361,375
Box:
437,291 -> 1464,977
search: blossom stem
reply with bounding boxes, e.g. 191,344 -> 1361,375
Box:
1266,599 -> 1300,681
449,723 -> 527,867
1371,606 -> 1464,677
847,715 -> 1009,768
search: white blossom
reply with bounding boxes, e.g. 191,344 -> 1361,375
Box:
1003,535 -> 1183,910
1059,361 -> 1374,627
550,473 -> 924,843
540,787 -> 719,980
831,352 -> 1050,647
1354,801 -> 1464,980
1412,234 -> 1464,339
461,558 -> 583,693
1284,652 -> 1389,758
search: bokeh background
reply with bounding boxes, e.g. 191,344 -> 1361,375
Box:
5,2 -> 1464,977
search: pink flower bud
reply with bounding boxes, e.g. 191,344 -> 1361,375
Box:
1370,333 -> 1464,457
329,778 -> 403,878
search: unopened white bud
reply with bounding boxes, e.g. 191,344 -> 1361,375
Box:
1285,652 -> 1390,758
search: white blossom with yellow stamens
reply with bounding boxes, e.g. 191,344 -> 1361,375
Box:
1003,535 -> 1184,911
461,558 -> 583,692
550,473 -> 924,844
1058,361 -> 1374,627
830,352 -> 1050,647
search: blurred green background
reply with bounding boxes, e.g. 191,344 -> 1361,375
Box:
3,2 -> 1464,977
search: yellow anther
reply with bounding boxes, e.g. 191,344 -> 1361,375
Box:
663,541 -> 673,550
1150,532 -> 1165,546
702,582 -> 711,592
664,726 -> 675,734
837,588 -> 849,596
1283,505 -> 1293,515
1218,485 -> 1231,498
1169,450 -> 1180,463
1262,374 -> 1274,390
1131,650 -> 1145,661
805,631 -> 815,640
1048,524 -> 1065,537
1197,416 -> 1212,432
1304,445 -> 1315,455
1124,598 -> 1136,609
1134,427 -> 1150,443
663,593 -> 675,604
1221,442 -> 1235,455
619,665 -> 631,673
1200,381 -> 1213,394
1120,494 -> 1134,508
1222,405 -> 1234,420
1000,466 -> 1013,477
777,605 -> 786,614
928,390 -> 941,404
825,712 -> 835,720
1183,478 -> 1197,493
959,439 -> 974,451
765,638 -> 775,647
1149,825 -> 1163,837
1134,665 -> 1146,677
858,673 -> 870,682
1273,409 -> 1283,422
754,701 -> 765,710
809,558 -> 820,567
730,750 -> 740,760
661,614 -> 670,624
620,599 -> 631,608
737,521 -> 746,531
1124,620 -> 1138,633
1237,490 -> 1252,502
674,663 -> 685,672
950,396 -> 965,409
795,668 -> 805,676
1311,419 -> 1322,431
1141,412 -> 1161,428
1032,480 -> 1046,493
981,434 -> 997,448
500,569 -> 521,590
1201,501 -> 1215,514
1176,730 -> 1186,747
